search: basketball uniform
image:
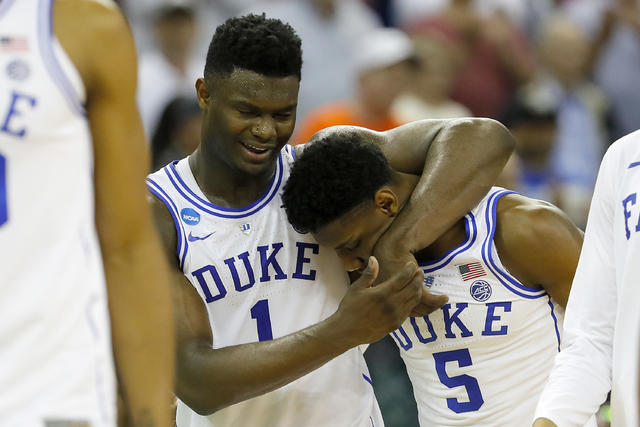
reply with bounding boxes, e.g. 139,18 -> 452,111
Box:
389,187 -> 563,426
147,145 -> 383,427
0,0 -> 116,426
535,130 -> 640,426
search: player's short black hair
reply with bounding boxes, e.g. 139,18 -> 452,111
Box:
283,133 -> 392,234
204,14 -> 302,80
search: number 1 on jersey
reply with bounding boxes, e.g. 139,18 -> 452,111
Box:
0,154 -> 7,227
250,299 -> 273,341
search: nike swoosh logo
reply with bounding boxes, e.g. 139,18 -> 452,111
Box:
188,231 -> 215,242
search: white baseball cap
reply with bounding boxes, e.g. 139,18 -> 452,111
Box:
353,27 -> 414,74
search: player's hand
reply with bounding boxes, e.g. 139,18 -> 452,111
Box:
331,257 -> 423,347
373,242 -> 448,316
532,418 -> 557,427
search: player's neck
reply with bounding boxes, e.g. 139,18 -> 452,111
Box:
188,147 -> 277,209
392,172 -> 467,263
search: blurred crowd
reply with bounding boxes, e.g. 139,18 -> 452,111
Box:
116,0 -> 637,425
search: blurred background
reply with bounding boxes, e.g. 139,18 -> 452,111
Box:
117,0 -> 637,425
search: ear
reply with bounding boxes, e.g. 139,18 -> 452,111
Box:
374,188 -> 399,218
195,77 -> 210,109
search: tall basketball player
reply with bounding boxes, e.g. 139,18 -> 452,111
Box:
534,131 -> 640,426
0,1 -> 174,426
281,130 -> 587,426
147,14 -> 514,426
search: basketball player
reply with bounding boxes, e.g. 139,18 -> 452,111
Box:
147,14 -> 514,426
281,129 -> 586,426
0,1 -> 174,426
533,131 -> 640,426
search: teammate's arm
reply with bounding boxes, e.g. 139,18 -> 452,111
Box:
299,118 -> 514,312
374,118 -> 514,281
149,195 -> 423,414
54,1 -> 175,425
493,193 -> 584,308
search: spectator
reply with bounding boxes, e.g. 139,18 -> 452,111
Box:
590,0 -> 640,139
151,97 -> 203,171
500,90 -> 559,204
293,27 -> 413,144
137,1 -> 204,137
407,0 -> 534,119
392,33 -> 471,121
245,0 -> 382,124
526,14 -> 609,228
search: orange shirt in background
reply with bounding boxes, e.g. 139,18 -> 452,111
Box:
292,102 -> 403,145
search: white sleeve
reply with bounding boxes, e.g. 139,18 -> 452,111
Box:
534,147 -> 617,426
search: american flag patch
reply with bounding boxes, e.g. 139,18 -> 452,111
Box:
0,36 -> 29,52
458,262 -> 486,281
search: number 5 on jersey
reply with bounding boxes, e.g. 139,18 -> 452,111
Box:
433,348 -> 484,413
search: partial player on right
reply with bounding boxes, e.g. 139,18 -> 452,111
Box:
282,130 -> 587,427
534,131 -> 640,427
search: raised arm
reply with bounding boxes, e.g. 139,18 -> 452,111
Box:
373,118 -> 514,265
55,1 -> 175,425
297,118 -> 514,313
493,193 -> 583,308
149,196 -> 424,414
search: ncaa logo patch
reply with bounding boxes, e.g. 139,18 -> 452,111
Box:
6,59 -> 30,81
470,279 -> 492,302
181,208 -> 200,225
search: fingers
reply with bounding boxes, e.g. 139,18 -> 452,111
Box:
409,291 -> 449,316
351,256 -> 378,290
377,262 -> 422,293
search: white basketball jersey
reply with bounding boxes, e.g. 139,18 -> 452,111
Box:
147,145 -> 383,427
390,187 -> 562,426
0,0 -> 116,426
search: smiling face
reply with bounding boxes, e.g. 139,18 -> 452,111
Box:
196,69 -> 299,176
313,189 -> 399,272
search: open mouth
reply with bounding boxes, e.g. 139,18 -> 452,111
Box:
241,141 -> 271,154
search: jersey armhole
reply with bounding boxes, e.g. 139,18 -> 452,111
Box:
146,177 -> 189,271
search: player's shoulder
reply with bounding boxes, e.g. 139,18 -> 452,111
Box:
603,130 -> 640,168
54,0 -> 132,89
495,193 -> 577,250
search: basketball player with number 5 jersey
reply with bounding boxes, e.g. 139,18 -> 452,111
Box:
281,131 -> 596,426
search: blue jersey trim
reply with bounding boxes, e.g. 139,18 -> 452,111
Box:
38,0 -> 86,117
362,373 -> 373,386
482,189 -> 547,299
628,161 -> 640,169
288,144 -> 297,161
0,0 -> 16,18
419,213 -> 477,273
547,296 -> 561,352
146,177 -> 189,270
165,153 -> 284,219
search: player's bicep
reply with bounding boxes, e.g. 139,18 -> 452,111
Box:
64,2 -> 150,247
497,196 -> 583,308
148,194 -> 212,373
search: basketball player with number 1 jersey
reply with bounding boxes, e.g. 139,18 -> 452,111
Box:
281,132 -> 596,426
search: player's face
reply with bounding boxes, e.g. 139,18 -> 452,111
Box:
197,69 -> 299,176
314,190 -> 398,272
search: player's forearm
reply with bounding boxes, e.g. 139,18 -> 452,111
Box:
381,118 -> 514,252
177,313 -> 354,415
104,231 -> 175,427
